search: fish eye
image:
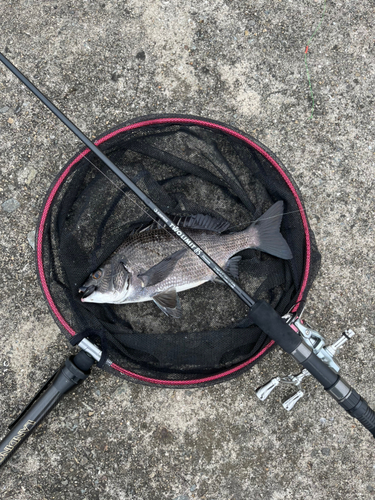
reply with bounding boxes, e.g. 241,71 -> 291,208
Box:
92,269 -> 102,279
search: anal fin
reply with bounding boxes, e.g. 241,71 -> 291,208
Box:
213,255 -> 242,283
225,255 -> 242,279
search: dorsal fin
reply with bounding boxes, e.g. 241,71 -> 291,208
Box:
130,214 -> 230,235
182,214 -> 230,233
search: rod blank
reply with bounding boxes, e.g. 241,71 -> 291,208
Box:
0,52 -> 254,308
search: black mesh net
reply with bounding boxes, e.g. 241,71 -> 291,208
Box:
37,115 -> 320,386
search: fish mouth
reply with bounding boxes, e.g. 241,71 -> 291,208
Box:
79,285 -> 96,299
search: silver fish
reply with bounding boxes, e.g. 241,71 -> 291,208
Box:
79,201 -> 292,317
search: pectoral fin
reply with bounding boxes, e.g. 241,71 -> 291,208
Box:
152,288 -> 182,318
138,248 -> 187,287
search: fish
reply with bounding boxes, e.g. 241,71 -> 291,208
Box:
79,201 -> 292,318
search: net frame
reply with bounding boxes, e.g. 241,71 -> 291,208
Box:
36,114 -> 320,387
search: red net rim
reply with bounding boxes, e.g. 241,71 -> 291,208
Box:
37,116 -> 311,386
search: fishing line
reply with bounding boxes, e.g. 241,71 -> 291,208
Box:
79,148 -> 310,235
80,152 -> 170,233
305,0 -> 327,120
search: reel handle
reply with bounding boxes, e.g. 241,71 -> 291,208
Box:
0,351 -> 94,467
249,301 -> 375,438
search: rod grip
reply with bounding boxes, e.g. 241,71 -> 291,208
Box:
249,300 -> 303,353
337,389 -> 375,437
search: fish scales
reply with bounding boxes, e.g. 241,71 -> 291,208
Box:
79,201 -> 293,317
114,228 -> 257,292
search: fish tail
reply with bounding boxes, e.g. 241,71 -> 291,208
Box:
247,201 -> 293,260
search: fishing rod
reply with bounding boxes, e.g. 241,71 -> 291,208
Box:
0,52 -> 374,466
